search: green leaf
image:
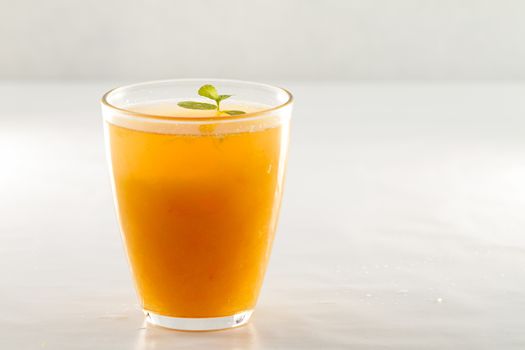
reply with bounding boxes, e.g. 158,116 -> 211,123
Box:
177,101 -> 217,110
198,85 -> 219,101
223,110 -> 246,116
217,94 -> 232,102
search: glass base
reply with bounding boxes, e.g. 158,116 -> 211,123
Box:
144,309 -> 253,331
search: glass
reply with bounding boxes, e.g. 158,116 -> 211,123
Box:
101,79 -> 293,331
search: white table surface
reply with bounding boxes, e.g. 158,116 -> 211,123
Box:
1,81 -> 525,349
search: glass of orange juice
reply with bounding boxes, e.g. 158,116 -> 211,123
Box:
101,79 -> 293,331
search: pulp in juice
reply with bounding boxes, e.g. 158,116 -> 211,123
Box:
106,102 -> 288,317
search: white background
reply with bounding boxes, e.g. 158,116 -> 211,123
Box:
2,81 -> 524,349
1,1 -> 525,349
1,0 -> 525,80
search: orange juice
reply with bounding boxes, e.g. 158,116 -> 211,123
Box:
106,103 -> 288,318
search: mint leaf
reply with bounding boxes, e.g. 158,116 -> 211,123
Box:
217,94 -> 232,102
223,110 -> 246,116
179,85 -> 246,116
198,85 -> 219,101
177,101 -> 217,110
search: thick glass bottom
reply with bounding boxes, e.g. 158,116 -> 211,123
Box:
144,309 -> 253,331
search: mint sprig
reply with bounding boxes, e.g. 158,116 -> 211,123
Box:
177,84 -> 246,116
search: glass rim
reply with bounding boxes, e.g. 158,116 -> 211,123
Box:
101,78 -> 293,122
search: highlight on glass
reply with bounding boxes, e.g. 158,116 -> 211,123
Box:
101,79 -> 293,331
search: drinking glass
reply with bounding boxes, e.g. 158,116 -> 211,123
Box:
101,79 -> 293,331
